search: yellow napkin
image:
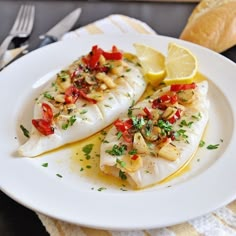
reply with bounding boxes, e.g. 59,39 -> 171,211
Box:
34,14 -> 236,236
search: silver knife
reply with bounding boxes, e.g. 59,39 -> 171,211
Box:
39,8 -> 81,47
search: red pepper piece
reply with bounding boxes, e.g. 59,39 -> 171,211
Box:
168,109 -> 182,124
114,119 -> 133,132
143,107 -> 152,119
32,119 -> 54,136
170,94 -> 178,104
152,99 -> 167,110
131,154 -> 139,160
102,51 -> 122,60
42,103 -> 53,123
170,83 -> 196,92
89,45 -> 103,69
159,94 -> 171,103
122,130 -> 133,143
79,90 -> 97,104
65,86 -> 80,104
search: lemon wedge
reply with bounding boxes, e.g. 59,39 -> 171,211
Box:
164,42 -> 198,85
134,43 -> 166,86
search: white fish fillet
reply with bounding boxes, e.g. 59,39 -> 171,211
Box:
18,59 -> 146,157
100,81 -> 209,189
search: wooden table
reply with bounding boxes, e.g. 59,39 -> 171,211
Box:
0,1 -> 235,235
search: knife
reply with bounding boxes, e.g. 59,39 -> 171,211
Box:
39,8 -> 81,47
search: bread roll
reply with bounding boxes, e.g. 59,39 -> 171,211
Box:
180,0 -> 236,53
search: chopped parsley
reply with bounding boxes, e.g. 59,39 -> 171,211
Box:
116,158 -> 126,168
56,173 -> 63,178
128,149 -> 137,155
116,131 -> 123,140
106,144 -> 127,156
80,109 -> 88,115
157,119 -> 173,134
42,163 -> 48,167
179,120 -> 194,128
131,116 -> 145,129
62,115 -> 77,130
119,170 -> 127,180
20,125 -> 30,138
175,129 -> 188,140
199,140 -> 205,147
97,187 -> 107,191
43,92 -> 54,100
82,143 -> 94,160
207,144 -> 219,150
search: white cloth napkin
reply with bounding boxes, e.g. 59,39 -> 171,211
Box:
35,14 -> 236,236
1,45 -> 28,69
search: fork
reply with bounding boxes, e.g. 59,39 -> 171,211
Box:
0,5 -> 35,68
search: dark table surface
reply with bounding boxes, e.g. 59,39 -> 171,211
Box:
0,1 -> 235,235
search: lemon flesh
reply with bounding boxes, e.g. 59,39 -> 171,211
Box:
164,42 -> 198,85
134,43 -> 166,86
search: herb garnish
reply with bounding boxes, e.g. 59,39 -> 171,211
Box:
42,163 -> 48,167
179,120 -> 194,128
82,143 -> 94,160
116,158 -> 126,168
43,92 -> 54,100
199,140 -> 205,147
119,170 -> 127,180
62,115 -> 76,130
106,144 -> 127,156
97,187 -> 107,191
207,144 -> 219,150
128,149 -> 137,155
20,125 -> 30,138
131,116 -> 145,129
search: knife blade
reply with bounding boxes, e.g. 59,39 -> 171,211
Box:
39,8 -> 81,47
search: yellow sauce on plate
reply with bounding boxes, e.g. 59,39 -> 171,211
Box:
68,72 -> 207,189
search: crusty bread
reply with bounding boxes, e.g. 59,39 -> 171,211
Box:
180,0 -> 236,53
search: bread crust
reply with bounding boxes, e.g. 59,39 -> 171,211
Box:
180,0 -> 236,53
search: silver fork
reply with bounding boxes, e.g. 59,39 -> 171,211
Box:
0,5 -> 35,67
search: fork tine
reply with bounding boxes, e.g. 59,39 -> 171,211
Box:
10,5 -> 26,34
24,6 -> 35,34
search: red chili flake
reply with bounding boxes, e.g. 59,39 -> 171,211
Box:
131,154 -> 139,160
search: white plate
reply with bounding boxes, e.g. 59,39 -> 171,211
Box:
0,35 -> 236,230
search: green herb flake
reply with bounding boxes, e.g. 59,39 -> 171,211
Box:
82,143 -> 94,160
56,173 -> 63,178
62,115 -> 77,130
116,158 -> 126,168
116,131 -> 123,140
128,149 -> 137,155
80,109 -> 88,115
132,116 -> 145,130
42,163 -> 48,167
179,120 -> 194,128
199,140 -> 205,147
97,187 -> 107,191
120,188 -> 128,191
43,92 -> 54,100
105,144 -> 127,156
207,144 -> 219,150
119,170 -> 127,180
20,125 -> 30,138
86,165 -> 92,169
